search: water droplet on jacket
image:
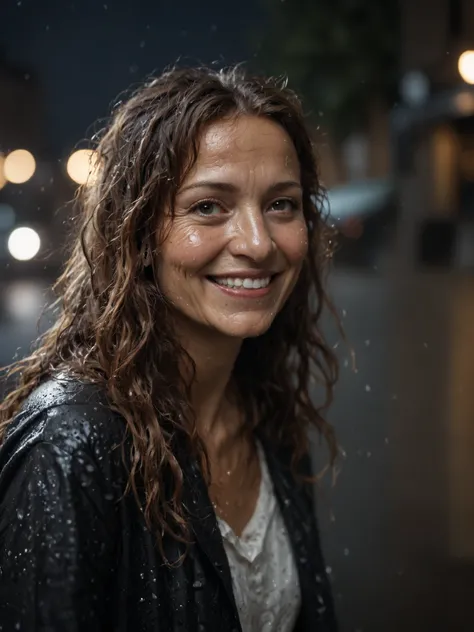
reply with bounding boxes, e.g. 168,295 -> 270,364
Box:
193,579 -> 203,589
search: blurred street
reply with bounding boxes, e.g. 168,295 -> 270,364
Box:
318,270 -> 474,631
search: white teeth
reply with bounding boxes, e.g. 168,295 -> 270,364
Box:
213,276 -> 271,289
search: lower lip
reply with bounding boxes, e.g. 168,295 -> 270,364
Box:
208,278 -> 273,298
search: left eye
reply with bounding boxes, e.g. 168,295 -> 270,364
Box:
270,199 -> 297,212
192,201 -> 222,217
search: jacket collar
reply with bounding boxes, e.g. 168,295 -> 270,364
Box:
180,456 -> 241,629
180,435 -> 336,632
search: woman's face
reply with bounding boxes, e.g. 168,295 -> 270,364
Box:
156,114 -> 308,340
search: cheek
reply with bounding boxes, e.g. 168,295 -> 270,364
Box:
158,226 -> 220,276
278,221 -> 308,266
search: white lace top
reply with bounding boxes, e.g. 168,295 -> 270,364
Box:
216,443 -> 301,632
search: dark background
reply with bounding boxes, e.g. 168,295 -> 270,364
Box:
2,1 -> 474,630
0,0 -> 266,157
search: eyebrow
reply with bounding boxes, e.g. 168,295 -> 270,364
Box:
178,180 -> 302,195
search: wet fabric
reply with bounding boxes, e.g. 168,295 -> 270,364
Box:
217,441 -> 301,631
0,375 -> 337,632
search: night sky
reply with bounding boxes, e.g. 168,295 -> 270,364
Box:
0,0 -> 266,158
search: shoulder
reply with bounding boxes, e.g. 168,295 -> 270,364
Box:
0,374 -> 127,485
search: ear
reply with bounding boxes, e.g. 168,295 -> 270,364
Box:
142,242 -> 153,268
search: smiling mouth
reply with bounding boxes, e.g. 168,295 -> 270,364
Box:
206,274 -> 277,290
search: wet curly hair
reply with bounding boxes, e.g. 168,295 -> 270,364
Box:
0,65 -> 339,558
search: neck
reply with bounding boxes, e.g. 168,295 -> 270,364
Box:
177,321 -> 244,457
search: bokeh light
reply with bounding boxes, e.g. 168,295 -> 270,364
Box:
7,226 -> 41,261
66,149 -> 99,185
4,282 -> 46,322
454,91 -> 474,116
458,51 -> 474,85
3,149 -> 36,184
0,154 -> 6,190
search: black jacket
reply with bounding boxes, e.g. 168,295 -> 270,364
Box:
0,376 -> 337,631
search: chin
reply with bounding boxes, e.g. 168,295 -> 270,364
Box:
214,317 -> 274,340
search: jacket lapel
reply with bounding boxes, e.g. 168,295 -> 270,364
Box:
180,458 -> 241,629
260,437 -> 338,632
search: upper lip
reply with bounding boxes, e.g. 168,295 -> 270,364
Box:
208,271 -> 277,279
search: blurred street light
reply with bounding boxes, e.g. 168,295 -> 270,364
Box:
3,150 -> 36,184
453,91 -> 474,116
66,149 -> 99,185
458,50 -> 474,85
0,154 -> 6,190
7,226 -> 41,261
4,282 -> 46,322
400,70 -> 430,106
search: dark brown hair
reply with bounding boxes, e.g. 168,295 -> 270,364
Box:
0,65 -> 339,557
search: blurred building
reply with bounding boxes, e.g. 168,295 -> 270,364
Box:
388,0 -> 474,627
0,47 -> 43,154
396,0 -> 474,269
0,50 -> 75,288
0,50 -> 66,337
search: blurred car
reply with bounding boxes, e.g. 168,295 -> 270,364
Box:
322,178 -> 397,269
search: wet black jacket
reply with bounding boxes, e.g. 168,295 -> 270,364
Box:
0,376 -> 337,632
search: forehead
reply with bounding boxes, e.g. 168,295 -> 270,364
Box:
187,115 -> 300,180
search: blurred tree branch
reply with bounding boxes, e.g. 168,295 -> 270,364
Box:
255,0 -> 399,141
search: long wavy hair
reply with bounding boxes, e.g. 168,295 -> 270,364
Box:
0,65 -> 339,558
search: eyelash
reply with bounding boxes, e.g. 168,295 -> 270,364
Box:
189,197 -> 300,217
270,198 -> 299,212
189,198 -> 223,217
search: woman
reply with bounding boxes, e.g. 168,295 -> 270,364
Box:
0,66 -> 339,631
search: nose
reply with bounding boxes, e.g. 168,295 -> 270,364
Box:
228,208 -> 275,263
